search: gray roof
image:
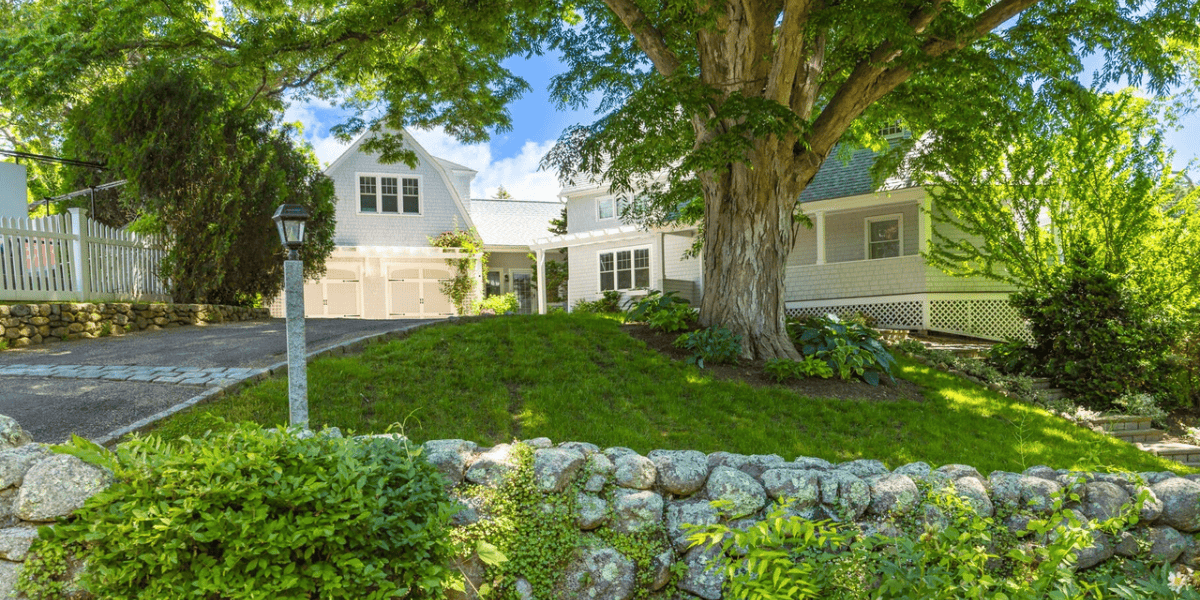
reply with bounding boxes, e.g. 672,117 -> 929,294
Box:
469,198 -> 562,247
799,146 -> 917,202
435,157 -> 477,173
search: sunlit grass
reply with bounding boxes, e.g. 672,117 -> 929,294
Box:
146,313 -> 1188,474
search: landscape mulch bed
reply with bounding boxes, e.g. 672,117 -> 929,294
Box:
622,324 -> 927,403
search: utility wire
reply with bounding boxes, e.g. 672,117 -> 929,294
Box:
0,148 -> 107,170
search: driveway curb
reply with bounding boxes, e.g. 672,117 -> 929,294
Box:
92,320 -> 444,446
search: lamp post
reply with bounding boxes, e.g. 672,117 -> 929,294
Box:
272,204 -> 309,430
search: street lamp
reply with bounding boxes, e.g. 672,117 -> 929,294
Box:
272,204 -> 309,430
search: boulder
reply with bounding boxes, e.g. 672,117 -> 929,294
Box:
0,443 -> 49,489
953,477 -> 994,518
17,454 -> 112,522
1114,531 -> 1139,557
613,454 -> 657,490
559,441 -> 599,456
421,439 -> 478,486
0,561 -> 21,600
789,456 -> 833,471
678,542 -> 725,600
0,416 -> 32,451
464,444 -> 516,487
665,500 -> 720,552
935,464 -> 984,482
1074,532 -> 1115,570
0,525 -> 39,561
1079,482 -> 1130,522
893,462 -> 932,479
532,447 -> 585,493
760,468 -> 821,508
1022,465 -> 1058,482
819,471 -> 871,520
647,449 -> 709,495
867,474 -> 919,516
576,493 -> 609,530
838,459 -> 889,479
737,454 -> 786,479
1140,526 -> 1188,563
650,549 -> 674,591
584,453 -> 615,493
704,466 -> 767,519
1152,478 -> 1200,532
611,489 -> 664,534
558,541 -> 636,600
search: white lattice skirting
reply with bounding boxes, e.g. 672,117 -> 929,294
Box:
786,294 -> 1032,342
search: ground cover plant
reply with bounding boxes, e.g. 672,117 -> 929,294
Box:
147,314 -> 1185,474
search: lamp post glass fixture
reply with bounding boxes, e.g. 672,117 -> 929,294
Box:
272,204 -> 310,430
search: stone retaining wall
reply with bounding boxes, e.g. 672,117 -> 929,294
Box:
426,438 -> 1200,600
6,426 -> 1200,599
0,417 -> 109,598
0,303 -> 270,348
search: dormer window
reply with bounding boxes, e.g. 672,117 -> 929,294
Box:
879,122 -> 904,137
359,174 -> 420,214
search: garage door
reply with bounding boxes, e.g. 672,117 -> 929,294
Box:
305,267 -> 362,318
387,263 -> 455,318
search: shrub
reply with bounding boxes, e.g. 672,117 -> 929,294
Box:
763,357 -> 834,382
787,314 -> 896,386
1113,392 -> 1168,424
624,291 -> 696,332
573,290 -> 623,314
674,326 -> 741,368
34,424 -> 457,599
987,338 -> 1041,376
1012,255 -> 1184,409
480,292 -> 519,315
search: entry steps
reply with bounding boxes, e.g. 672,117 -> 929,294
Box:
1085,415 -> 1200,469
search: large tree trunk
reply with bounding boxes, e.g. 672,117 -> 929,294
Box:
697,148 -> 810,361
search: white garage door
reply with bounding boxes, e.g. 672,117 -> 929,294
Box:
307,267 -> 362,318
387,263 -> 456,318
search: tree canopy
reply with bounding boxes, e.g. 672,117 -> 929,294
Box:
915,86 -> 1200,309
543,0 -> 1200,358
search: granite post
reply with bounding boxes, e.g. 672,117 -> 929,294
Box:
284,258 -> 308,430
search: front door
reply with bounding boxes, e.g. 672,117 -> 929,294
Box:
510,270 -> 534,315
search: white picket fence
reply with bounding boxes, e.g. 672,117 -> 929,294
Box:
0,208 -> 169,302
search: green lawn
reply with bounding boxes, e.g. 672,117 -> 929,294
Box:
148,313 -> 1187,474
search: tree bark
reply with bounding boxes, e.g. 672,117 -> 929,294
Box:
697,140 -> 818,361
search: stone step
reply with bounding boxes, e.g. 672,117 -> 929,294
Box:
1029,378 -> 1054,390
1038,389 -> 1067,402
1109,428 -> 1166,444
1139,442 -> 1200,466
1091,415 -> 1153,431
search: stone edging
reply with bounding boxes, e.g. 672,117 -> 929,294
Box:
91,320 -> 445,446
0,302 -> 270,349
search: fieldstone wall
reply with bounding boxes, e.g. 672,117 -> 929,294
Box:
0,416 -> 109,599
5,422 -> 1200,599
0,303 -> 270,348
427,438 -> 1200,600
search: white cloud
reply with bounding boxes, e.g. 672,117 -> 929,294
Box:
409,128 -> 562,203
282,101 -> 566,202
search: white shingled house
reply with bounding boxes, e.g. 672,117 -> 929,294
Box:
529,146 -> 1029,341
297,130 -> 562,318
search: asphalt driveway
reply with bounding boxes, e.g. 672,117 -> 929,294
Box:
0,318 -> 428,443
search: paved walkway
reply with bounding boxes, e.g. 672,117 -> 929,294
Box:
0,318 -> 429,443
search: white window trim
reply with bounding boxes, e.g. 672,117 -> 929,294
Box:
864,213 -> 904,260
598,245 -> 652,292
356,172 -> 423,216
596,196 -> 623,222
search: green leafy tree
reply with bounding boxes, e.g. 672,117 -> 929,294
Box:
916,87 -> 1200,310
66,64 -> 336,305
0,0 -> 561,163
542,0 -> 1199,359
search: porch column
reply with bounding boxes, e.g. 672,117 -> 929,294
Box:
536,249 -> 547,315
474,252 -> 484,313
814,211 -> 826,265
918,197 -> 932,254
658,232 -> 667,292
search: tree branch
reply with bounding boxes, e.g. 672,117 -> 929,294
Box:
808,0 -> 1043,157
601,0 -> 683,77
765,0 -> 815,106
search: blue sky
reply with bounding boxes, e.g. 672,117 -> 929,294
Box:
285,53 -> 1200,203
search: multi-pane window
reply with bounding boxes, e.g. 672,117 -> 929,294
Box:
599,248 -> 650,291
598,197 -> 623,221
866,215 -> 902,259
359,174 -> 420,214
